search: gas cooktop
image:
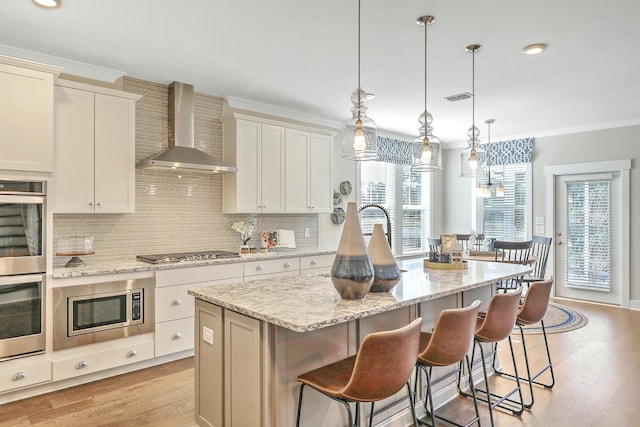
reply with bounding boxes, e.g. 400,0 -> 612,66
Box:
136,250 -> 241,264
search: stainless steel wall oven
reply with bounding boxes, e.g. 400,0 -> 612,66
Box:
0,179 -> 47,361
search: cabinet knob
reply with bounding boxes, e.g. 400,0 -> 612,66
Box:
125,350 -> 137,358
310,259 -> 317,265
75,360 -> 89,370
171,333 -> 182,341
11,371 -> 27,381
256,265 -> 264,271
96,201 -> 102,207
89,202 -> 93,207
284,262 -> 291,268
170,298 -> 182,306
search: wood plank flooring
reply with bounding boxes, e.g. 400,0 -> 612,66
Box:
1,298 -> 639,426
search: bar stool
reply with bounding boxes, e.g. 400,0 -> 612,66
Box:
462,287 -> 524,426
493,277 -> 555,408
295,317 -> 422,427
414,300 -> 481,427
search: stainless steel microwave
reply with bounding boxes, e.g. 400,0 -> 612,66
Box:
53,277 -> 154,350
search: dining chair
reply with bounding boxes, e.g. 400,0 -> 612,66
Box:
493,240 -> 533,292
296,318 -> 422,427
427,237 -> 441,253
455,234 -> 471,252
522,236 -> 552,289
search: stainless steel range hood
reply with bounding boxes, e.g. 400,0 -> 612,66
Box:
136,81 -> 237,173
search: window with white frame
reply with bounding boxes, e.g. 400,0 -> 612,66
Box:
359,161 -> 431,256
474,138 -> 533,241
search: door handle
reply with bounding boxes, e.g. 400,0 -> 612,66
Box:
557,241 -> 562,245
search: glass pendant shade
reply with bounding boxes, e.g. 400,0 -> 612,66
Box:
411,111 -> 442,171
460,141 -> 485,177
343,89 -> 378,160
496,184 -> 505,197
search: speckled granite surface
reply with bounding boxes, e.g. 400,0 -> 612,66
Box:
52,249 -> 335,279
189,258 -> 531,332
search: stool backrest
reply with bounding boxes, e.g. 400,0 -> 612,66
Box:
530,236 -> 553,279
342,317 -> 422,402
418,300 -> 481,366
518,277 -> 554,324
475,287 -> 523,342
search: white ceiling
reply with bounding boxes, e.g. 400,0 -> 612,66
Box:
2,0 -> 640,145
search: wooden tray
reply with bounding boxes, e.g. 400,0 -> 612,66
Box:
423,259 -> 468,270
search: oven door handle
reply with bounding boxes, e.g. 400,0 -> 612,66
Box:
0,274 -> 44,287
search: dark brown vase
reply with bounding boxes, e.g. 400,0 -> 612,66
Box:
331,202 -> 374,299
368,223 -> 401,292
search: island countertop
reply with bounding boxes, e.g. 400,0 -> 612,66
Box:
188,258 -> 530,332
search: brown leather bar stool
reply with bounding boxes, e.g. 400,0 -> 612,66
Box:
493,277 -> 555,408
461,287 -> 524,427
414,300 -> 481,427
295,317 -> 422,427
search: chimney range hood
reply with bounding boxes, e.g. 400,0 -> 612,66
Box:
136,81 -> 237,173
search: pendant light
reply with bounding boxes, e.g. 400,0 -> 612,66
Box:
411,16 -> 442,172
342,0 -> 378,161
476,119 -> 504,197
460,44 -> 485,177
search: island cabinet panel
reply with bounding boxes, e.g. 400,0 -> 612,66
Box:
0,57 -> 60,173
195,300 -> 223,427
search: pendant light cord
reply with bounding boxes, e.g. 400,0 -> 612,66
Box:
357,0 -> 361,104
471,48 -> 475,150
424,18 -> 427,119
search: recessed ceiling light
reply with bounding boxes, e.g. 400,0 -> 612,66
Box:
33,0 -> 61,8
522,43 -> 547,55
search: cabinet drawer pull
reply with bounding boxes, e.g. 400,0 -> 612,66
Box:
283,262 -> 291,268
170,298 -> 182,306
75,360 -> 89,370
125,350 -> 137,358
310,259 -> 317,265
171,333 -> 182,341
11,371 -> 27,381
256,265 -> 263,271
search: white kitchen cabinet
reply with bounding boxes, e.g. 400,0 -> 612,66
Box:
155,263 -> 243,357
0,356 -> 51,393
222,118 -> 285,213
285,129 -> 332,213
52,80 -> 141,213
0,56 -> 61,173
243,257 -> 300,281
300,253 -> 335,275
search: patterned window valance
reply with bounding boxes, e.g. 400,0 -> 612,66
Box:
484,137 -> 534,166
376,136 -> 414,165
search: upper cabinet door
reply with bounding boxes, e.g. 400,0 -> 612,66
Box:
309,133 -> 332,213
94,93 -> 136,213
260,124 -> 285,213
52,86 -> 95,213
284,129 -> 310,213
232,120 -> 261,213
0,59 -> 60,172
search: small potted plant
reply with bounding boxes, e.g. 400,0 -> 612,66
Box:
231,218 -> 257,254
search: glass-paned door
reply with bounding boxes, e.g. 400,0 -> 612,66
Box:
555,173 -> 620,304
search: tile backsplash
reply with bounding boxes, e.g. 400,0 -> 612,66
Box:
52,77 -> 318,267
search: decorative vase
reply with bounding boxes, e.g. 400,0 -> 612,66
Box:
368,223 -> 401,292
331,202 -> 374,299
240,245 -> 250,255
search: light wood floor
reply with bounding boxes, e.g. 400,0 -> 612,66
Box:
1,298 -> 639,426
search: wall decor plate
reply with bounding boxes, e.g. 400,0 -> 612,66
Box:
339,181 -> 352,196
331,207 -> 345,224
333,190 -> 342,205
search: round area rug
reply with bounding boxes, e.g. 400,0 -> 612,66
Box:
518,302 -> 588,334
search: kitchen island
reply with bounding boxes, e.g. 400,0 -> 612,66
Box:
189,258 -> 530,427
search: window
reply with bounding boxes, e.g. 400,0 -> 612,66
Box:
475,163 -> 530,241
359,161 -> 431,256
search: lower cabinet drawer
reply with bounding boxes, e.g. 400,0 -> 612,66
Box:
155,317 -> 195,357
0,358 -> 51,393
52,340 -> 154,381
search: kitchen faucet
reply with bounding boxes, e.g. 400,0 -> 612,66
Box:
358,204 -> 392,248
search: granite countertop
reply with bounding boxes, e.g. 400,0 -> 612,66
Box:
52,249 -> 336,279
188,258 -> 531,333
